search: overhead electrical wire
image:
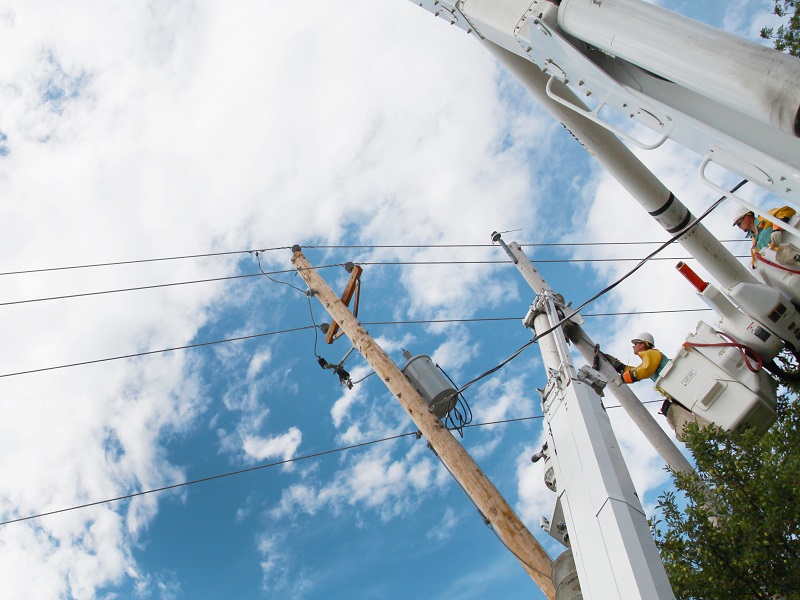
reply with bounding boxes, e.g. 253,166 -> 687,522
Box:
0,309 -> 712,379
0,430 -> 419,527
1,272 -> 264,307
355,256 -> 748,265
0,182 -> 742,388
0,326 -> 315,379
0,266 -> 336,307
254,251 -> 307,294
0,239 -> 750,278
0,414 -> 544,527
0,246 -> 293,277
0,257 -> 742,307
305,240 -> 749,249
0,399 -> 663,527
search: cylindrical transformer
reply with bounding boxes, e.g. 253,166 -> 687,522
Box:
401,354 -> 457,418
558,0 -> 800,137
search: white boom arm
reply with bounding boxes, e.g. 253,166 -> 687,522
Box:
411,0 -> 800,209
408,0 -> 800,351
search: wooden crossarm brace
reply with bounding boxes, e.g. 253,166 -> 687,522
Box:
325,265 -> 363,344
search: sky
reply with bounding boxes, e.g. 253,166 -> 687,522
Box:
0,0 -> 790,599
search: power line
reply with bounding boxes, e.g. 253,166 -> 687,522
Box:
0,309 -> 712,379
0,401 -> 665,527
0,326 -> 315,378
0,415 -> 545,527
0,272 -> 265,307
0,264 -> 340,307
356,256 -> 748,265
0,431 -> 418,527
0,256 -> 742,308
0,240 -> 750,278
0,247 -> 292,277
306,240 -> 749,249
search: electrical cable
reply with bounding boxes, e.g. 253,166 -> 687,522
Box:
355,256 -> 748,266
350,371 -> 376,385
0,326 -> 316,379
0,397 -> 667,527
0,308 -> 713,380
436,364 -> 473,437
308,297 -> 322,359
251,250 -> 325,360
0,431 -> 419,527
683,331 -> 763,373
0,240 -> 750,279
0,246 -> 292,277
0,264 -> 347,308
254,251 -> 307,294
0,272 -> 264,307
0,414 -> 545,527
304,240 -> 749,249
0,253 -> 743,308
532,180 -> 749,334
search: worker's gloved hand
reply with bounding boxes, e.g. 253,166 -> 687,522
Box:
602,353 -> 627,374
622,370 -> 638,384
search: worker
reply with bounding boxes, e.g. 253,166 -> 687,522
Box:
733,210 -> 773,251
604,334 -> 710,441
733,207 -> 796,250
604,332 -> 670,411
604,332 -> 669,384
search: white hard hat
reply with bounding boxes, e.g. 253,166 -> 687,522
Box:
631,332 -> 655,346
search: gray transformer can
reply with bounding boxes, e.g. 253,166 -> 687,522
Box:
401,354 -> 457,418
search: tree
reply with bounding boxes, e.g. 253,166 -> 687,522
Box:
760,0 -> 800,56
651,370 -> 800,599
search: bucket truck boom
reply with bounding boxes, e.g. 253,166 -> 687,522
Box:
406,0 -> 800,350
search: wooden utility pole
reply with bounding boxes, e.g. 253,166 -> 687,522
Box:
291,247 -> 556,600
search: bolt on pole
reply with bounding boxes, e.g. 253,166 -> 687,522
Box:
291,246 -> 557,599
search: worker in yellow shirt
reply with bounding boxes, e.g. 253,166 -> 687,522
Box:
621,333 -> 669,383
602,332 -> 669,383
604,334 -> 710,441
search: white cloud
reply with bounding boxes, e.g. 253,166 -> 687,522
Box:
426,506 -> 460,542
270,443 -> 446,523
246,348 -> 273,381
256,531 -> 313,598
431,333 -> 480,374
469,374 -> 536,459
242,427 -> 303,465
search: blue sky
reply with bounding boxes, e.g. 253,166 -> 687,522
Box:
0,0 -> 789,598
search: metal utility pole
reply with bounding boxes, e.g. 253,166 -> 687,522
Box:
520,274 -> 674,598
493,233 -> 695,477
291,246 -> 557,600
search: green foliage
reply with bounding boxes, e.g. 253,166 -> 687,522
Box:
651,368 -> 800,599
760,0 -> 800,56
